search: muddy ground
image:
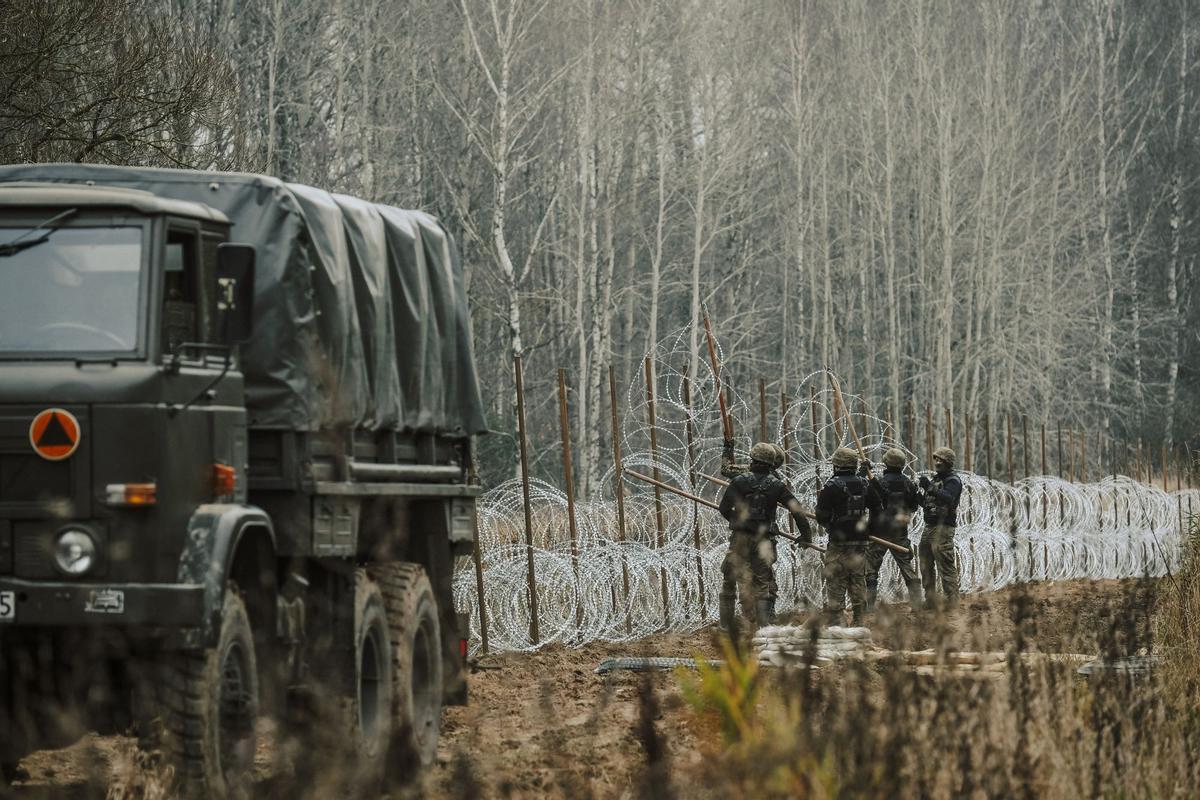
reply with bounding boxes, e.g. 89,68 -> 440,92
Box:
8,579 -> 1150,798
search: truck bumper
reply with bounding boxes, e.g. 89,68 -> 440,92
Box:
0,578 -> 205,627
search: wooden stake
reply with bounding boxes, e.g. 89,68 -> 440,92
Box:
608,366 -> 632,633
645,356 -> 670,623
811,385 -> 820,460
702,313 -> 733,441
682,377 -> 706,617
557,369 -> 581,626
1021,416 -> 1030,480
985,414 -> 993,478
514,354 -> 539,644
467,441 -> 489,655
965,414 -> 973,473
1005,414 -> 1014,486
907,400 -> 916,455
1057,425 -> 1064,479
759,378 -> 768,442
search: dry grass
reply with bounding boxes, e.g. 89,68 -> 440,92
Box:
676,530 -> 1200,798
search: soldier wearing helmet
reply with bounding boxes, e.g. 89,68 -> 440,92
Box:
865,448 -> 923,612
717,441 -> 812,636
917,446 -> 964,610
814,447 -> 882,626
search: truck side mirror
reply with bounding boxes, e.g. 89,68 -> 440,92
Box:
216,243 -> 256,345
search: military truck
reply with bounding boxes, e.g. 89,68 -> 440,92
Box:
0,165 -> 486,795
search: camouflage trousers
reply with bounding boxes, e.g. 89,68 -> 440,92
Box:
919,524 -> 960,609
720,530 -> 777,624
867,535 -> 922,610
823,542 -> 869,625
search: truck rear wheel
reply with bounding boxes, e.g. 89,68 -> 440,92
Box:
372,563 -> 444,775
343,570 -> 394,790
161,584 -> 259,798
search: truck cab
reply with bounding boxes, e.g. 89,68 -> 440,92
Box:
0,173 -> 482,796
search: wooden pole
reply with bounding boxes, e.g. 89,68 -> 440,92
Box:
811,385 -> 820,460
1021,416 -> 1030,480
514,354 -> 539,644
682,377 -> 706,618
557,369 -> 581,626
1162,441 -> 1170,491
759,378 -> 768,442
926,405 -> 934,465
645,356 -> 670,623
467,442 -> 489,655
1070,431 -> 1080,482
702,313 -> 733,441
965,414 -> 973,473
1057,425 -> 1064,479
1080,432 -> 1087,484
907,400 -> 916,454
1040,423 -> 1047,477
607,366 -> 632,633
1006,414 -> 1015,486
984,414 -> 993,478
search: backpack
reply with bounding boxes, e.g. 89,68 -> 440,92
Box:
830,474 -> 867,527
738,472 -> 778,524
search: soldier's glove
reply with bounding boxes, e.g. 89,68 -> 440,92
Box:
857,460 -> 871,478
795,515 -> 813,540
918,475 -> 932,491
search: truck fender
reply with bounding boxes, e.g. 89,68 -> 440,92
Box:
177,503 -> 275,647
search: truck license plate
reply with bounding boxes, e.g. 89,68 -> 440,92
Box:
0,591 -> 13,621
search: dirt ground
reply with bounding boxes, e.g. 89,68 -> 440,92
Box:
7,579 -> 1150,799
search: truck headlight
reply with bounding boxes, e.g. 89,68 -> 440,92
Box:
54,529 -> 96,576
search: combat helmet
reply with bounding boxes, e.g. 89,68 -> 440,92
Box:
932,446 -> 956,468
883,448 -> 907,468
831,447 -> 858,470
750,442 -> 783,468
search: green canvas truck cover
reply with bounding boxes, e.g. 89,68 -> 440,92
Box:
0,164 -> 487,436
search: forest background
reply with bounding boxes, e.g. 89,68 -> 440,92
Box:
2,0 -> 1196,494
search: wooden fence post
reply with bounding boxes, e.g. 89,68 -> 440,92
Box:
557,369 -> 581,626
645,356 -> 670,624
467,441 -> 489,655
514,354 -> 539,644
683,376 -> 706,619
759,378 -> 768,442
1006,414 -> 1015,486
608,366 -> 632,633
985,414 -> 993,478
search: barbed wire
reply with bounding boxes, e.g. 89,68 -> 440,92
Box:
454,329 -> 1199,653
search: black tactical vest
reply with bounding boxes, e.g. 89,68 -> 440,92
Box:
732,471 -> 781,528
829,474 -> 868,528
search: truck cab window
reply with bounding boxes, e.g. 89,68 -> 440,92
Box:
163,229 -> 199,354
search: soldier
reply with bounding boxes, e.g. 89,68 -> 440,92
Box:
865,448 -> 923,612
717,442 -> 812,634
918,446 -> 963,610
815,447 -> 881,626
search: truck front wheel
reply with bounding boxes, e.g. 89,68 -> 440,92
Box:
372,563 -> 444,775
161,584 -> 259,798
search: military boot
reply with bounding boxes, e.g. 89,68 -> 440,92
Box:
906,580 -> 924,612
755,598 -> 776,628
719,595 -> 738,634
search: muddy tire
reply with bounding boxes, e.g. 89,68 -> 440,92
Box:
344,570 -> 394,790
160,584 -> 259,798
371,563 -> 444,776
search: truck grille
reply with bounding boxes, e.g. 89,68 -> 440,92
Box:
0,405 -> 89,517
0,454 -> 71,503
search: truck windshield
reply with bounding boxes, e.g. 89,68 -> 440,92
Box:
0,226 -> 143,355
